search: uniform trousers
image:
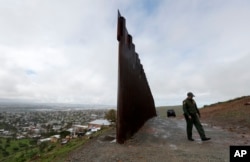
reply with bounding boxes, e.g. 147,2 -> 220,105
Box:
184,113 -> 206,139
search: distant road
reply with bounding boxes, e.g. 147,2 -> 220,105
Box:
65,117 -> 250,162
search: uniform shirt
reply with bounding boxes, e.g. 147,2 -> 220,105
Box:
183,98 -> 200,116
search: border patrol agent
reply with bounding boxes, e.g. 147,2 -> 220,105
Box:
183,92 -> 211,141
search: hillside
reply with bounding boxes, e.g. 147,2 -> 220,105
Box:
200,96 -> 250,134
57,98 -> 250,161
58,97 -> 250,161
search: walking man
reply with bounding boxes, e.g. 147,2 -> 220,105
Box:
183,92 -> 211,141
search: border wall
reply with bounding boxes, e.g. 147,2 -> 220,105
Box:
116,11 -> 157,144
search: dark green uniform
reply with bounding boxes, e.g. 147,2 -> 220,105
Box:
183,98 -> 206,139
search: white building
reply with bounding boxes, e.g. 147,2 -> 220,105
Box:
88,119 -> 111,128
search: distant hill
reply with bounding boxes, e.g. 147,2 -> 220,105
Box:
0,102 -> 112,112
200,96 -> 250,134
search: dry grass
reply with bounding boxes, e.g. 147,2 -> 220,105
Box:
200,96 -> 250,134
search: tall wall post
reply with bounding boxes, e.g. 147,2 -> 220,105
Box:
117,11 -> 157,144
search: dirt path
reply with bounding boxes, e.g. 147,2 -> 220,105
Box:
64,117 -> 250,162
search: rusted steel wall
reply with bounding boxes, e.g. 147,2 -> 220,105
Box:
117,11 -> 157,144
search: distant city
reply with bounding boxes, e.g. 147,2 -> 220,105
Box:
0,102 -> 115,139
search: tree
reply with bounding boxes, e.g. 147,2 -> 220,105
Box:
60,131 -> 71,138
29,139 -> 38,146
105,109 -> 117,123
2,150 -> 9,157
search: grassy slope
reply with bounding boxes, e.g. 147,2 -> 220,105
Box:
200,96 -> 250,133
0,127 -> 112,162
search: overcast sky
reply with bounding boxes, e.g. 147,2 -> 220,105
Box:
0,0 -> 250,107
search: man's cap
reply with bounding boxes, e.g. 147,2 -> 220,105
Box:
187,92 -> 195,97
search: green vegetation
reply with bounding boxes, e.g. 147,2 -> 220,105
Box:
0,138 -> 33,162
0,122 -> 17,132
105,109 -> 117,123
0,127 -> 111,162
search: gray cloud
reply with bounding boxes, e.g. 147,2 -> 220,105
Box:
0,0 -> 250,107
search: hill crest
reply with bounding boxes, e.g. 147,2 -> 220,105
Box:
200,95 -> 250,134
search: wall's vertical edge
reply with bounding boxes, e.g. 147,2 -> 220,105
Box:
117,11 -> 157,144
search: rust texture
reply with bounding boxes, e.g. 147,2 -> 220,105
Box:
116,11 -> 157,144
